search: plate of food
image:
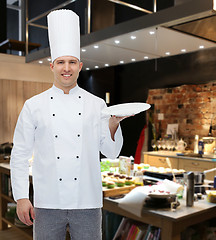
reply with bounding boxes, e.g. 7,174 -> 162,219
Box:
148,189 -> 175,199
102,102 -> 151,117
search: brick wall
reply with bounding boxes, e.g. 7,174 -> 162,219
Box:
147,82 -> 216,149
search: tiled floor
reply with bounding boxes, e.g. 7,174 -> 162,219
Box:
0,228 -> 30,240
0,228 -> 71,240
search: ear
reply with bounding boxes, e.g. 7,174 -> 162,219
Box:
79,62 -> 83,72
50,62 -> 54,72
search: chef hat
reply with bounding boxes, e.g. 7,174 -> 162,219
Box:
47,9 -> 80,62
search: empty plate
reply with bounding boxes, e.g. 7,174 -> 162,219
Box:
102,102 -> 151,117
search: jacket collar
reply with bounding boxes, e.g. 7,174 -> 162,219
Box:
52,84 -> 79,95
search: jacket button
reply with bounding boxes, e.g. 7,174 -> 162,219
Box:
59,178 -> 62,181
77,134 -> 80,137
53,113 -> 55,116
57,156 -> 60,159
79,113 -> 81,115
76,156 -> 79,159
79,96 -> 81,98
51,97 -> 53,99
55,135 -> 58,138
74,178 -> 77,180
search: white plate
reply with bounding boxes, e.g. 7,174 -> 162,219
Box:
148,193 -> 176,199
102,102 -> 151,117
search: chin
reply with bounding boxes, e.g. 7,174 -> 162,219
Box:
63,83 -> 76,88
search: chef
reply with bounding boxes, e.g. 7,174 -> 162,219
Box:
10,9 -> 126,240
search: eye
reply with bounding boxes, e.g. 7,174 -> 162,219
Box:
70,61 -> 77,64
57,61 -> 64,64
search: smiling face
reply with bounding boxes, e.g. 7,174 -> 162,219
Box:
50,56 -> 83,94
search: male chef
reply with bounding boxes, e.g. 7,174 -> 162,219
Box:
10,9 -> 126,240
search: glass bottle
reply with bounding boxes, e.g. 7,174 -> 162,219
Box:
194,135 -> 199,154
134,166 -> 143,186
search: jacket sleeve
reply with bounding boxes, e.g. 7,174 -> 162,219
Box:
100,102 -> 123,159
10,101 -> 35,202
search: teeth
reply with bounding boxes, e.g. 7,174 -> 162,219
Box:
63,75 -> 70,77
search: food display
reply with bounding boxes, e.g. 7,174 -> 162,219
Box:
206,190 -> 216,203
101,159 -> 186,197
102,172 -> 136,197
102,172 -> 135,188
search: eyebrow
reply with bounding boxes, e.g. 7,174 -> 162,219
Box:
56,59 -> 78,62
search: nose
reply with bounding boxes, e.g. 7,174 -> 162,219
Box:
64,62 -> 70,72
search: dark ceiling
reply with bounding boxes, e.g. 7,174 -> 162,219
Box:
172,15 -> 216,43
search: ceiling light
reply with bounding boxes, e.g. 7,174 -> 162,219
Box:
105,64 -> 109,67
94,45 -> 99,49
130,36 -> 136,40
144,56 -> 149,59
149,31 -> 155,35
47,58 -> 51,62
82,49 -> 86,52
181,49 -> 186,52
115,40 -> 120,44
38,60 -> 43,64
199,45 -> 204,49
165,52 -> 170,55
120,61 -> 124,64
95,66 -> 99,68
131,58 -> 136,62
86,68 -> 90,70
214,0 -> 216,11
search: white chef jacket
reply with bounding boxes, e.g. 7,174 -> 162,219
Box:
10,85 -> 123,209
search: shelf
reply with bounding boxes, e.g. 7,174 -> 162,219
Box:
1,193 -> 15,203
0,167 -> 33,238
2,217 -> 33,240
0,39 -> 41,53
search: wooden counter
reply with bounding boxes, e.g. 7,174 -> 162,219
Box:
103,196 -> 216,240
144,151 -> 216,162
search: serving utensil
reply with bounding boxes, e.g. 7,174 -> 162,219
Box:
166,157 -> 176,182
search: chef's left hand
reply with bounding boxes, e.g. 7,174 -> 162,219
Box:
109,115 -> 133,140
109,115 -> 131,125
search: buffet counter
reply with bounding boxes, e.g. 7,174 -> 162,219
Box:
143,151 -> 216,180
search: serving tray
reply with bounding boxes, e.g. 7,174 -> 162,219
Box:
103,185 -> 136,197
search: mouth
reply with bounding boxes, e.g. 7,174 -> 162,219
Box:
62,74 -> 72,78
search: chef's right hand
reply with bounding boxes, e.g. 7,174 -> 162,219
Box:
16,198 -> 35,226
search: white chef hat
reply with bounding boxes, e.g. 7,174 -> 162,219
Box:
47,9 -> 80,62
